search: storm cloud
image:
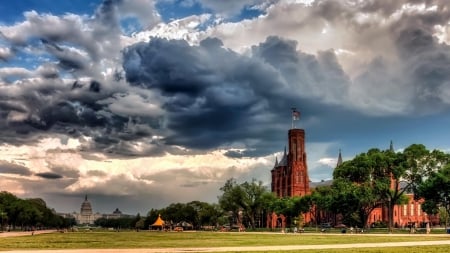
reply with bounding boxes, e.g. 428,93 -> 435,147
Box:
35,172 -> 63,179
0,160 -> 32,176
1,0 -> 450,213
122,35 -> 353,155
1,0 -> 450,158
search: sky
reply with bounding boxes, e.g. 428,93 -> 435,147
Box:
1,0 -> 450,215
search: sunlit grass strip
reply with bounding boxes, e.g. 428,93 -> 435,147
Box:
236,245 -> 450,253
0,231 -> 449,250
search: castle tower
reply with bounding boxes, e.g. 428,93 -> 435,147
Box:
271,109 -> 309,197
288,128 -> 310,196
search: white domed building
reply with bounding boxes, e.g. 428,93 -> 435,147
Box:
72,195 -> 102,225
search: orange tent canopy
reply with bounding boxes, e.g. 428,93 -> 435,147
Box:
152,214 -> 165,227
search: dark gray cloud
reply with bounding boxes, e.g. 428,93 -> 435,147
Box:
0,0 -> 448,161
122,36 -> 352,156
0,160 -> 32,176
35,172 -> 63,179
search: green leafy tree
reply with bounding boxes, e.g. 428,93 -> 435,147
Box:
218,178 -> 245,226
384,145 -> 449,231
144,208 -> 160,229
333,149 -> 390,228
218,178 -> 271,229
239,179 -> 268,228
191,202 -> 222,228
417,164 -> 450,228
0,191 -> 20,229
266,195 -> 310,228
160,203 -> 197,228
309,186 -> 333,227
135,217 -> 145,230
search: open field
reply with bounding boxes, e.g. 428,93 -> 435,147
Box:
1,230 -> 450,252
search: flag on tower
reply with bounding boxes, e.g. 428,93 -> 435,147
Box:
292,110 -> 300,121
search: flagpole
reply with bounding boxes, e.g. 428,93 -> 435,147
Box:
291,107 -> 296,129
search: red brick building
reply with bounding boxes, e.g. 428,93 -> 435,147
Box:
269,121 -> 439,229
369,195 -> 440,228
271,129 -> 310,197
268,126 -> 311,228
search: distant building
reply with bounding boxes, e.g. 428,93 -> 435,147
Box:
60,195 -> 131,225
71,195 -> 103,225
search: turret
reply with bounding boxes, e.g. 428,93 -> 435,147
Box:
336,149 -> 343,167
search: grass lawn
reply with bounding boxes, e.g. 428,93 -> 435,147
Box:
240,246 -> 450,253
0,230 -> 449,251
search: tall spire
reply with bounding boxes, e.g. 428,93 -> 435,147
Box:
274,156 -> 278,167
336,149 -> 343,167
279,146 -> 288,166
85,194 -> 88,201
389,140 -> 394,152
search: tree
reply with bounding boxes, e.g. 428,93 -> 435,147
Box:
309,186 -> 333,227
218,178 -> 271,229
135,217 -> 145,231
144,208 -> 160,229
333,149 -> 390,228
218,178 -> 244,227
263,194 -> 310,229
189,201 -> 223,228
418,164 -> 450,228
384,145 -> 450,232
0,191 -> 20,229
239,179 -> 268,228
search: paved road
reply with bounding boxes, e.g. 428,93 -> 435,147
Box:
1,231 -> 450,252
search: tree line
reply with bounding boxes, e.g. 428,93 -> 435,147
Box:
0,191 -> 76,231
1,144 -> 449,231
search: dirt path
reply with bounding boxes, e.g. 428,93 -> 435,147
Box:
0,230 -> 57,237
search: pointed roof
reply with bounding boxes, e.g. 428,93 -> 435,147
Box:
274,157 -> 278,167
152,214 -> 165,227
85,194 -> 88,201
389,140 -> 394,152
336,149 -> 343,167
278,146 -> 288,166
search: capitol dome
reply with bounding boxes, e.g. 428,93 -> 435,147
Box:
80,195 -> 93,215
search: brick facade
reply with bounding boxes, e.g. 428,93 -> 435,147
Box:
269,127 -> 439,229
268,128 -> 311,228
271,129 -> 310,197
